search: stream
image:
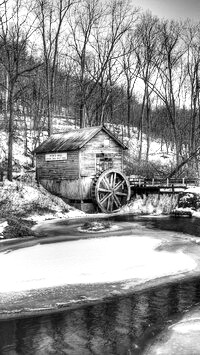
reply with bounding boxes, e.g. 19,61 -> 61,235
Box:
1,214 -> 200,354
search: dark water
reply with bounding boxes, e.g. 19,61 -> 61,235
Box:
140,216 -> 200,238
1,277 -> 200,354
111,214 -> 200,238
1,215 -> 200,354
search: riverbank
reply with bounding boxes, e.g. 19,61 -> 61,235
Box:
1,177 -> 200,242
0,177 -> 174,240
0,178 -> 86,239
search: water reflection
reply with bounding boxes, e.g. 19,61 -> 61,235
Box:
0,276 -> 200,354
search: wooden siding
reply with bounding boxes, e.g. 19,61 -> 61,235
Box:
80,131 -> 123,177
36,151 -> 79,180
80,152 -> 96,176
40,177 -> 93,200
60,177 -> 93,199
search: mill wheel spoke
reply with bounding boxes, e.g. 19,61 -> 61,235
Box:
113,193 -> 121,208
109,195 -> 114,212
100,178 -> 109,190
98,187 -> 111,193
102,177 -> 112,190
107,196 -> 111,212
115,191 -> 127,196
100,192 -> 112,205
110,173 -> 114,188
112,172 -> 116,188
114,180 -> 124,192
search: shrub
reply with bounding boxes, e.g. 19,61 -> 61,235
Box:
82,220 -> 111,231
3,216 -> 37,239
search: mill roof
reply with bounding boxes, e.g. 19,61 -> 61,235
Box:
34,125 -> 128,154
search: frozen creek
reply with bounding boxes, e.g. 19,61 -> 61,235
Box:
1,215 -> 200,354
0,234 -> 196,292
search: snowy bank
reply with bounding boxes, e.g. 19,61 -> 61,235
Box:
0,179 -> 85,238
0,221 -> 8,238
144,307 -> 200,355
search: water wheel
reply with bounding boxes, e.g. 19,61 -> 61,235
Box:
93,169 -> 131,213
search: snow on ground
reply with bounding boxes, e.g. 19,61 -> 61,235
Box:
122,125 -> 176,166
144,308 -> 200,355
0,221 -> 8,238
0,131 -> 31,167
184,187 -> 200,194
0,235 -> 196,292
0,179 -> 84,223
28,209 -> 85,223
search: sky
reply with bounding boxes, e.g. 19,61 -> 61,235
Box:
132,0 -> 200,21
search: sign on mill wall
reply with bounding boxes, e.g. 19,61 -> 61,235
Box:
45,153 -> 68,161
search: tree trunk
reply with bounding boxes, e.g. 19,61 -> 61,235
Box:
46,65 -> 52,136
146,94 -> 151,163
47,95 -> 52,136
173,126 -> 180,166
80,101 -> 85,128
7,88 -> 14,181
127,83 -> 131,138
138,89 -> 146,164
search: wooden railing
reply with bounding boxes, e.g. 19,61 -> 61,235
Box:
129,176 -> 200,188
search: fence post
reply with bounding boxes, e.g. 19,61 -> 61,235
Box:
167,178 -> 169,186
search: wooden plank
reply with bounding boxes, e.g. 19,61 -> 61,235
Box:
36,150 -> 79,180
80,152 -> 96,175
37,167 -> 79,180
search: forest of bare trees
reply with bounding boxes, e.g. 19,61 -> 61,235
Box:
1,0 -> 200,179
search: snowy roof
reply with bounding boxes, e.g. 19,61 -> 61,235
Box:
34,125 -> 127,154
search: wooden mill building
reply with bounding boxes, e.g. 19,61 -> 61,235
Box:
34,125 -> 130,212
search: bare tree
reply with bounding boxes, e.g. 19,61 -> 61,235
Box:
35,0 -> 75,136
67,0 -> 103,127
143,19 -> 186,166
67,0 -> 138,127
20,65 -> 48,165
0,0 -> 40,180
184,22 -> 200,153
119,30 -> 140,137
135,12 -> 160,163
